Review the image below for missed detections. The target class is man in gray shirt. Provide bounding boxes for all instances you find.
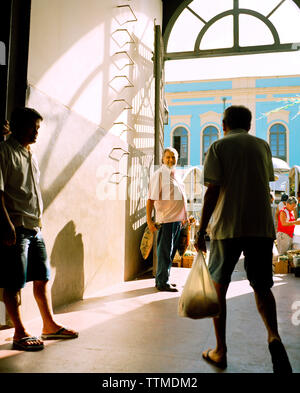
[0,108,78,351]
[195,105,292,374]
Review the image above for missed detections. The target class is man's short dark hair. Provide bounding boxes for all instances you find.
[280,192,288,202]
[10,107,43,134]
[223,105,252,131]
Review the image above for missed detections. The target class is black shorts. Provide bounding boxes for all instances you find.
[208,237,274,290]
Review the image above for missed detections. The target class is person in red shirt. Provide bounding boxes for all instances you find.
[276,196,300,255]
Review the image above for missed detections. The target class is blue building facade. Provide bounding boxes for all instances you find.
[164,75,300,169]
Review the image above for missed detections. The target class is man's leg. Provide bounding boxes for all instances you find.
[30,231,78,338]
[3,288,26,339]
[33,280,61,334]
[244,237,279,342]
[254,288,292,373]
[156,223,178,291]
[168,222,182,279]
[244,237,292,373]
[3,288,43,348]
[156,224,172,287]
[254,288,280,343]
[202,282,229,365]
[202,239,241,367]
[1,229,43,349]
[33,280,78,337]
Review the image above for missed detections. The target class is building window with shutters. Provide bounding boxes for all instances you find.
[269,123,287,161]
[202,125,219,163]
[172,126,189,167]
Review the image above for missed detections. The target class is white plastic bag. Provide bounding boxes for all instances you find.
[178,251,220,319]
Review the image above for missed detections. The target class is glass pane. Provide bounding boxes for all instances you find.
[174,127,188,136]
[166,0,300,56]
[173,136,181,154]
[181,134,188,142]
[203,137,210,149]
[278,134,285,144]
[239,14,274,46]
[167,8,204,52]
[239,0,281,17]
[190,0,233,23]
[269,122,287,159]
[271,123,285,133]
[200,15,234,50]
[270,137,276,149]
[203,126,218,135]
[269,0,300,43]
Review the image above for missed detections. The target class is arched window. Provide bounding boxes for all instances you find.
[269,123,287,161]
[202,126,218,162]
[172,126,188,166]
[164,0,300,59]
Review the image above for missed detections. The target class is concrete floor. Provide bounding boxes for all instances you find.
[0,259,299,374]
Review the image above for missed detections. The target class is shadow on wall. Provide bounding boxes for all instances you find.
[123,32,156,281]
[50,221,84,312]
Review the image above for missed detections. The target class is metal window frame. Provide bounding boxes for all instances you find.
[202,125,219,162]
[172,127,189,166]
[164,0,300,61]
[270,123,287,160]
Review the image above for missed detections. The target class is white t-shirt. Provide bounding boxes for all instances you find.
[0,135,43,230]
[148,164,187,223]
[203,129,276,240]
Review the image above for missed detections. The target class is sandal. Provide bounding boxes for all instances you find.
[202,349,227,369]
[13,336,44,351]
[41,327,78,340]
[268,340,292,374]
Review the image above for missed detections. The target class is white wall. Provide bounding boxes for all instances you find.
[21,0,162,316]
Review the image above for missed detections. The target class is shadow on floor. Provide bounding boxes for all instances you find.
[0,267,299,373]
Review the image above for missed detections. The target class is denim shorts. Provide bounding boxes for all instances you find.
[0,227,50,290]
[208,237,274,291]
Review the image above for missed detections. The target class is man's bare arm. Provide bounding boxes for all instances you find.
[146,199,157,233]
[280,210,300,226]
[0,191,16,245]
[195,184,220,252]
